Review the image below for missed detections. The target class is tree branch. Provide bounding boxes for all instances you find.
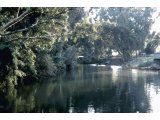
[0,8,32,33]
[1,8,67,36]
[2,19,39,36]
[16,7,21,18]
[5,35,55,43]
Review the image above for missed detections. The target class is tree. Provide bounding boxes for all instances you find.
[111,26,136,60]
[71,17,100,63]
[68,7,85,29]
[97,7,155,54]
[145,32,160,54]
[0,7,69,86]
[95,21,114,59]
[97,22,136,61]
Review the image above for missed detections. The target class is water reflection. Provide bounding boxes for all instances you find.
[147,84,160,113]
[0,65,160,113]
[88,105,95,113]
[111,65,121,82]
[131,69,138,83]
[90,64,106,67]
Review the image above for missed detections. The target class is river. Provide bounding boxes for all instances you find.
[0,64,160,113]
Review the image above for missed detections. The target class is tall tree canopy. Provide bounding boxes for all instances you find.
[97,7,155,53]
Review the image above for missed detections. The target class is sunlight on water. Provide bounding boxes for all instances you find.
[110,65,122,70]
[147,84,160,113]
[131,69,138,74]
[90,64,106,67]
[131,69,138,83]
[88,105,95,113]
[142,70,159,75]
[111,65,122,82]
[69,107,74,113]
[69,96,74,113]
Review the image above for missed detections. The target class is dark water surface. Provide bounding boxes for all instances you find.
[1,65,160,113]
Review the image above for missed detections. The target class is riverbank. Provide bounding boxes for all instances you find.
[78,56,124,66]
[123,54,160,70]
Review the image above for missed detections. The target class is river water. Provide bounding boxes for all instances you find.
[1,64,160,113]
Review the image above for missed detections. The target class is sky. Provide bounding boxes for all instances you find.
[151,8,160,33]
[151,8,160,52]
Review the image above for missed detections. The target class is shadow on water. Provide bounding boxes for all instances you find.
[1,64,160,113]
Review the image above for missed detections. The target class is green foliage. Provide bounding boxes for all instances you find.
[1,45,37,86]
[98,7,155,52]
[0,7,70,86]
[145,42,156,54]
[71,17,137,61]
[0,7,157,87]
[111,26,136,60]
[145,32,160,54]
[71,17,100,62]
[68,8,85,28]
[36,52,57,77]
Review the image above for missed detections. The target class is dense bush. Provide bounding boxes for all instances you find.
[35,52,57,77]
[145,46,155,54]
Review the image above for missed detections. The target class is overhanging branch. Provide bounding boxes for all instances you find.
[0,8,32,33]
[5,35,55,43]
[2,19,39,36]
[1,9,67,36]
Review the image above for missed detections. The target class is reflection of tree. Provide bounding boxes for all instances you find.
[1,66,160,113]
[7,85,37,112]
[133,76,150,112]
[0,84,37,112]
[61,69,151,113]
[146,72,160,91]
[112,70,150,113]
